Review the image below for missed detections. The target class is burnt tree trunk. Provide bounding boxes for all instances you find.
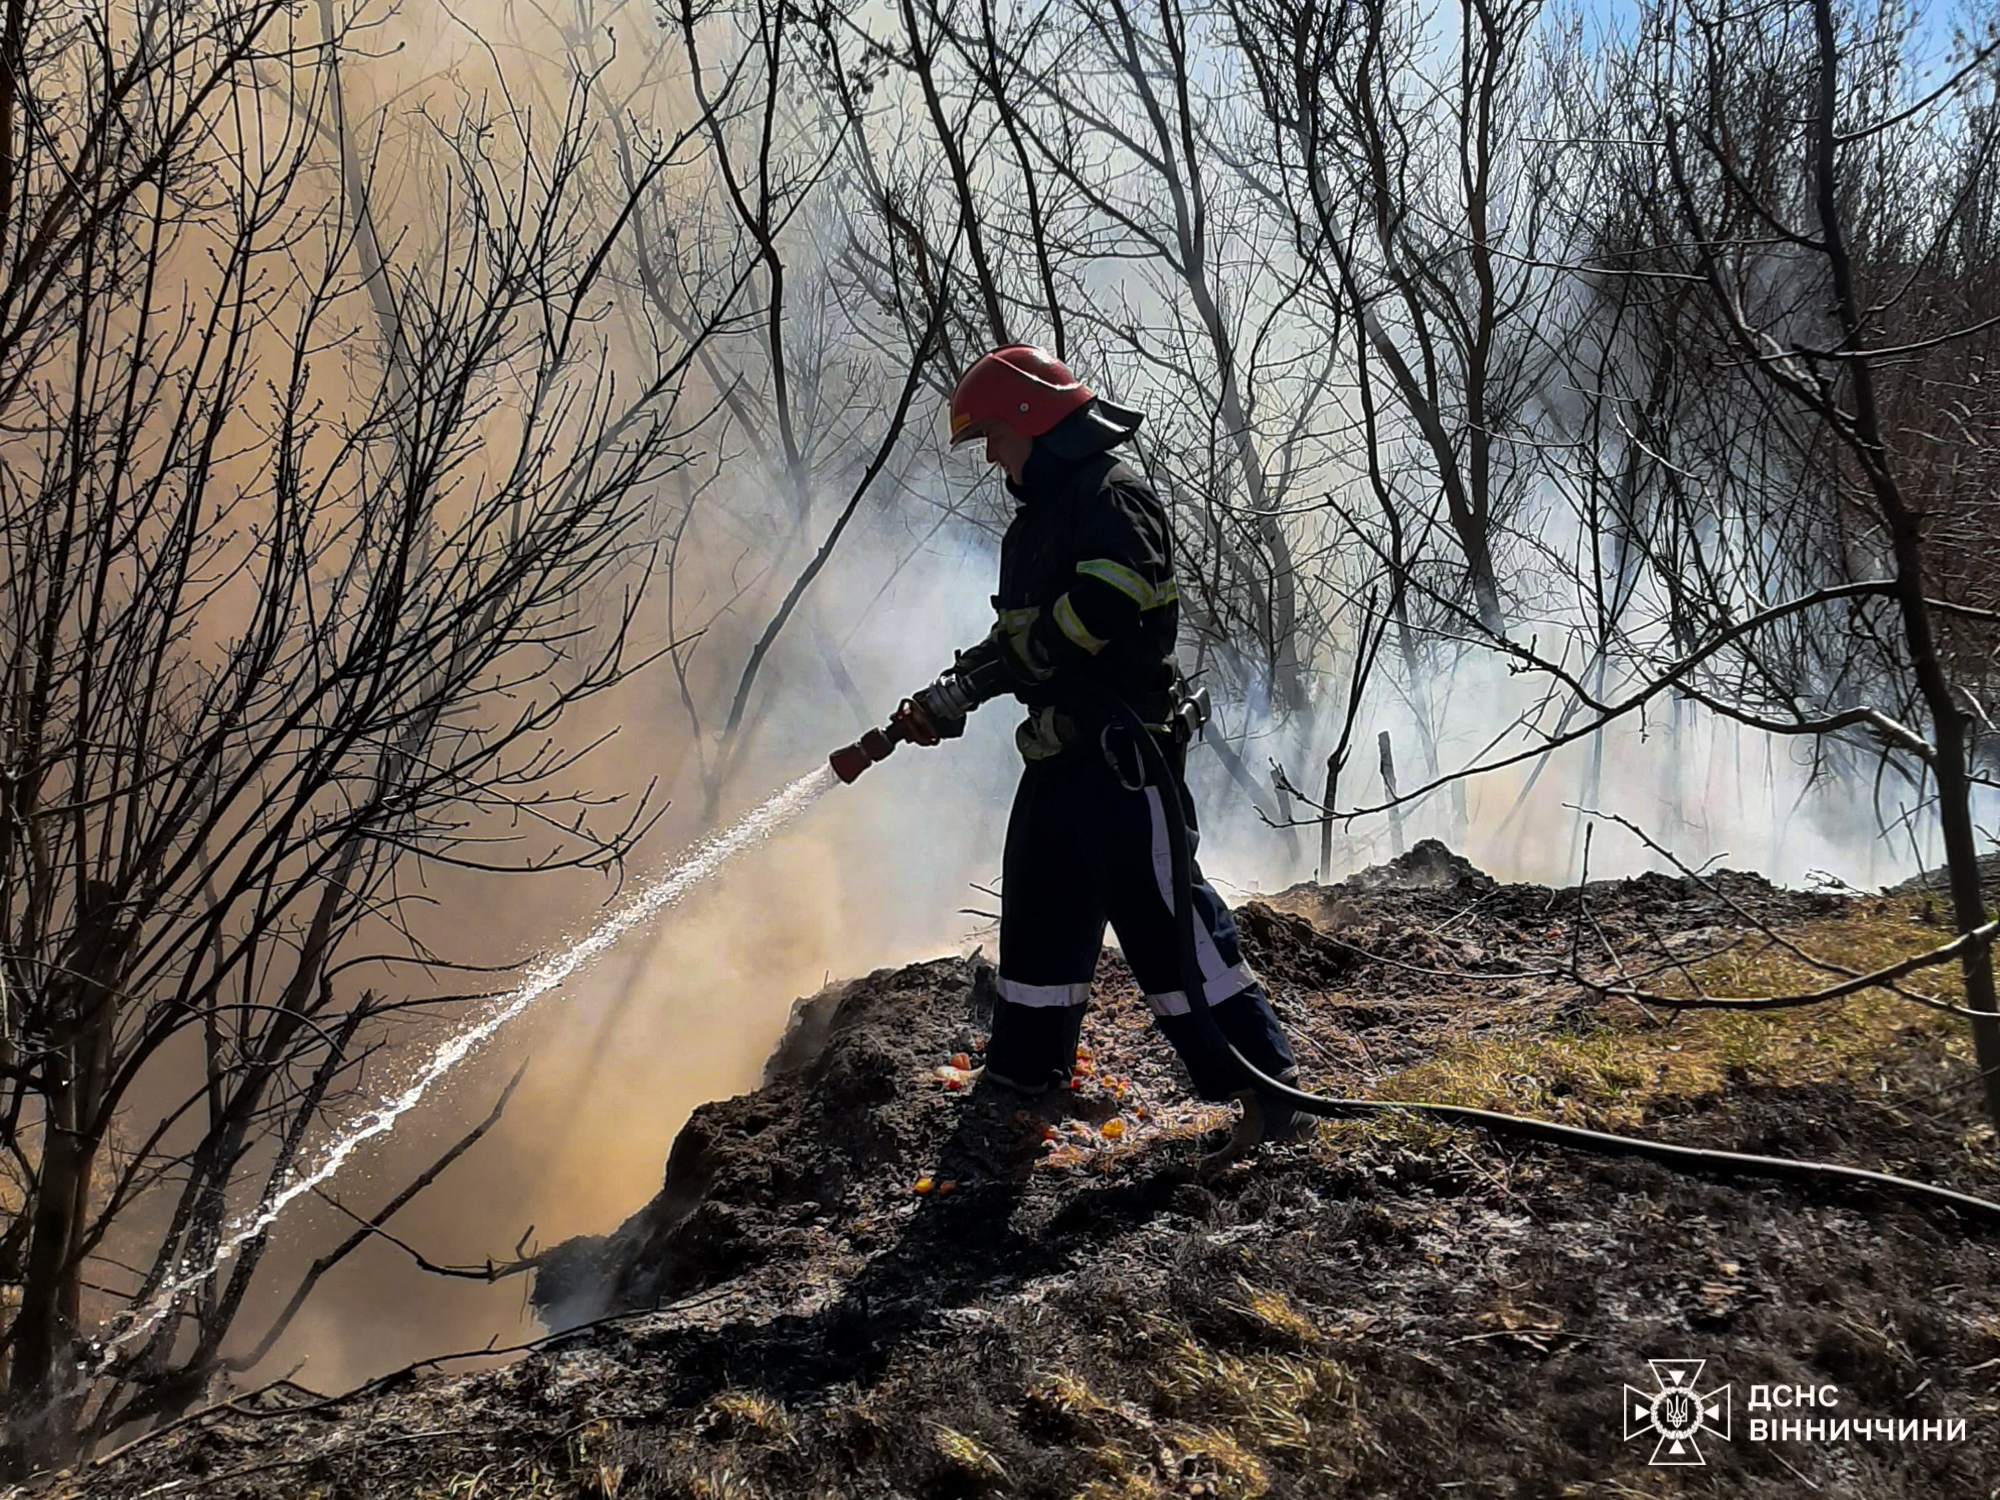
[1379,730,1405,857]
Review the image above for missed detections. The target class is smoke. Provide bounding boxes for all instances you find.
[212,464,1969,1394]
[97,767,836,1370]
[224,462,1968,1393]
[1203,633,1987,900]
[221,494,1022,1392]
[82,0,1995,1405]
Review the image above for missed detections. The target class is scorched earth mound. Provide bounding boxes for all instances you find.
[61,846,2000,1498]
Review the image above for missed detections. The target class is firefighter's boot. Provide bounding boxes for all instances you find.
[936,1071,1068,1185]
[1201,1073,1316,1169]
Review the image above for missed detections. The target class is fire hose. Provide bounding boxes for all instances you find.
[831,689,2000,1228]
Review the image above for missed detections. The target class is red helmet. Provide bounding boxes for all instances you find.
[948,345,1094,446]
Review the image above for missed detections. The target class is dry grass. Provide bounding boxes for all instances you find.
[1333,896,1978,1138]
[414,1466,568,1500]
[1071,1434,1265,1500]
[1663,899,1972,1083]
[1220,1279,1324,1348]
[1150,1324,1340,1453]
[1071,1465,1170,1500]
[933,1423,1009,1480]
[1024,1366,1120,1423]
[699,1389,794,1446]
[1166,1426,1270,1497]
[1017,1308,1363,1500]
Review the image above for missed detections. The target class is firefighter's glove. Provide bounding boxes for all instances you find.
[954,629,1048,703]
[892,682,968,746]
[890,696,944,747]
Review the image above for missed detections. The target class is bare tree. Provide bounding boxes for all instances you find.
[1230,0,1562,640]
[948,0,1325,716]
[1282,0,2000,1114]
[1653,0,2000,1116]
[566,0,956,810]
[0,0,715,1465]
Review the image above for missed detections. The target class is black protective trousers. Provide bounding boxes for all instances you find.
[986,729,1298,1100]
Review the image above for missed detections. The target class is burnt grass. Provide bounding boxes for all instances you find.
[58,843,2000,1499]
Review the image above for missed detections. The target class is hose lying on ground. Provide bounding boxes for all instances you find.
[1104,691,2000,1230]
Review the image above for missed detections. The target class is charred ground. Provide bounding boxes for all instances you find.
[56,845,2000,1499]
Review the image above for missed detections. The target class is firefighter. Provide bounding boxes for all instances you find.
[892,345,1307,1157]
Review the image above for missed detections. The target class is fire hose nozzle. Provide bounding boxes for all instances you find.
[829,724,902,784]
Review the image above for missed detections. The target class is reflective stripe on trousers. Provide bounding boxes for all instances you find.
[986,738,1295,1096]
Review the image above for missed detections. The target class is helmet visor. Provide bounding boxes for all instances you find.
[948,410,995,447]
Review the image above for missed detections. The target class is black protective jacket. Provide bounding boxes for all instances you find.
[954,398,1181,753]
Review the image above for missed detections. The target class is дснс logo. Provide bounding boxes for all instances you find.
[1624,1358,1733,1465]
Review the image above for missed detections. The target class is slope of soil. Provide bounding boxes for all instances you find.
[54,844,2000,1499]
